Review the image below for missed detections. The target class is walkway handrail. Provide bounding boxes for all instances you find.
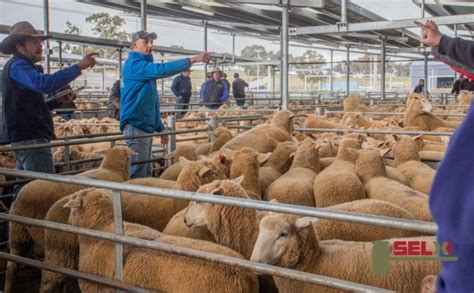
[296,128,454,137]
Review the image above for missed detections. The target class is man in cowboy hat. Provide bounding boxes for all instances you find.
[171,68,193,118]
[0,21,97,175]
[200,67,229,109]
[120,30,210,178]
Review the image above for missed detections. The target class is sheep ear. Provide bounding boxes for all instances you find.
[314,144,323,151]
[257,153,272,165]
[361,141,370,149]
[198,166,213,178]
[346,147,360,158]
[413,134,423,141]
[295,217,318,230]
[357,134,366,144]
[63,197,83,209]
[179,157,192,165]
[94,149,111,156]
[392,134,400,142]
[232,175,245,186]
[377,141,388,148]
[289,152,296,159]
[164,151,176,160]
[211,187,225,196]
[380,148,392,158]
[221,148,236,160]
[255,210,269,222]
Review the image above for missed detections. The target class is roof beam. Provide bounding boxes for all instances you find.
[222,0,325,8]
[290,14,474,35]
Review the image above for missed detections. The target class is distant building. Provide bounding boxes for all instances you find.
[410,61,455,92]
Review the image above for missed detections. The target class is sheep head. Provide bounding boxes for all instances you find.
[336,137,363,162]
[289,138,321,172]
[64,188,113,229]
[98,147,137,180]
[184,177,247,229]
[406,93,433,113]
[392,135,421,166]
[250,213,320,267]
[350,148,387,183]
[271,111,300,133]
[177,157,228,191]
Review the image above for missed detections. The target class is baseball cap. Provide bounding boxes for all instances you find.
[131,30,157,43]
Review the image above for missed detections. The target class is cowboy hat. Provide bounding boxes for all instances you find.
[0,21,51,55]
[209,67,223,74]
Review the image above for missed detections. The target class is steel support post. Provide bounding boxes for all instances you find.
[58,40,62,70]
[167,115,177,165]
[330,49,334,93]
[43,0,50,73]
[381,40,386,100]
[281,5,289,110]
[346,45,350,97]
[141,0,147,31]
[424,53,429,97]
[204,21,208,80]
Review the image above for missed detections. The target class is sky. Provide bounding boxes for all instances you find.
[0,0,457,62]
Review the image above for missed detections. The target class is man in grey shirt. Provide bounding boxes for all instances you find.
[232,72,248,107]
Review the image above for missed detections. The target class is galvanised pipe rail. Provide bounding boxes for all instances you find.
[0,168,437,234]
[0,128,208,152]
[326,110,466,117]
[0,252,149,292]
[296,127,454,137]
[0,213,392,293]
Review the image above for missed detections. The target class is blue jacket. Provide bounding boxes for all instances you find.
[1,54,81,142]
[120,51,191,133]
[430,35,474,293]
[200,79,228,104]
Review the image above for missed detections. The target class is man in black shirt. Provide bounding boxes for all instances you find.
[232,73,248,107]
[413,79,425,94]
[171,69,192,118]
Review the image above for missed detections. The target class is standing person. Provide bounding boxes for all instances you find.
[222,73,231,102]
[418,19,474,293]
[171,69,192,118]
[232,72,248,107]
[413,79,425,94]
[106,79,121,120]
[200,67,228,110]
[451,74,465,95]
[0,21,96,174]
[121,30,210,179]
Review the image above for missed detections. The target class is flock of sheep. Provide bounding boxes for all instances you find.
[1,90,468,292]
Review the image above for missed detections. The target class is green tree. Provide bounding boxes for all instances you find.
[292,50,326,88]
[240,45,279,76]
[84,13,130,59]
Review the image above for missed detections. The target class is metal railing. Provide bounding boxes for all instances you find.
[0,167,436,292]
[326,110,466,117]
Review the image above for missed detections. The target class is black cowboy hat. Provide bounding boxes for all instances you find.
[0,21,51,55]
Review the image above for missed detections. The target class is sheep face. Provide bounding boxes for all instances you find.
[64,188,114,229]
[251,214,317,266]
[184,201,209,228]
[407,93,433,113]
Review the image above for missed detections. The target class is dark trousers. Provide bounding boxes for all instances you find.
[235,96,245,107]
[176,95,191,117]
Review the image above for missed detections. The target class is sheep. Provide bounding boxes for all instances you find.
[313,137,366,207]
[421,275,437,293]
[316,140,338,158]
[392,135,436,194]
[41,156,227,292]
[65,188,259,293]
[312,199,420,241]
[0,153,16,169]
[353,148,432,221]
[222,111,297,153]
[251,213,440,292]
[302,114,343,130]
[221,147,271,200]
[265,138,321,207]
[403,93,459,130]
[5,146,135,293]
[385,165,409,186]
[160,127,233,181]
[343,94,371,112]
[258,141,298,195]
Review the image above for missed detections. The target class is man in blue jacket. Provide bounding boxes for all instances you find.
[0,21,96,174]
[121,30,210,178]
[200,67,228,109]
[171,69,192,118]
[418,20,474,293]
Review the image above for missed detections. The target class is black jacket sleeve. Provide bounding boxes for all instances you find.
[438,35,474,69]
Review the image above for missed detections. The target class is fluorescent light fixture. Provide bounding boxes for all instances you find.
[182,6,215,16]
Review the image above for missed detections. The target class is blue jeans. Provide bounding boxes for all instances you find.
[235,97,245,107]
[12,138,55,197]
[176,95,191,118]
[123,124,152,179]
[60,113,75,120]
[13,138,55,174]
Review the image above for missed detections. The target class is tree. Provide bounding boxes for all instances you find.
[240,45,279,76]
[293,50,326,87]
[84,13,130,59]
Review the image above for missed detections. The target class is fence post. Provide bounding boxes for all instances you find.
[64,137,70,172]
[112,189,124,281]
[167,115,176,166]
[208,115,218,142]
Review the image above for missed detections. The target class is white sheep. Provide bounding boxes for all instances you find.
[251,213,440,292]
